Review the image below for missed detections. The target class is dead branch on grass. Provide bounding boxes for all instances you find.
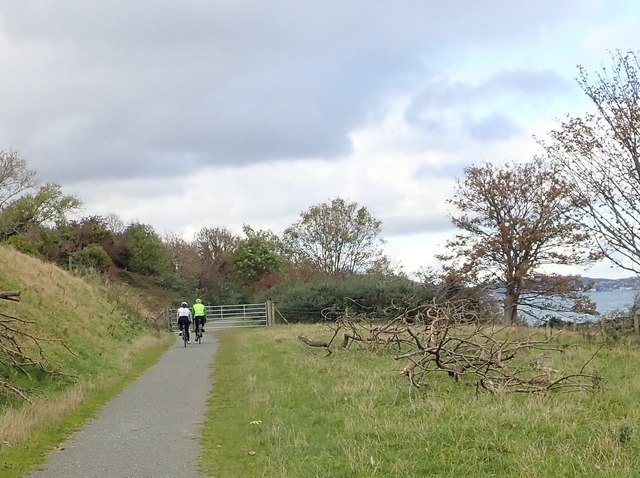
[0,291,20,301]
[0,293,76,402]
[298,298,603,395]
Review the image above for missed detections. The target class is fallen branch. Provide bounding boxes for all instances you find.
[0,306,76,400]
[298,299,603,395]
[0,291,20,302]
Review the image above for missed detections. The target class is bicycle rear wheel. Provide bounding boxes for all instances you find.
[195,320,202,344]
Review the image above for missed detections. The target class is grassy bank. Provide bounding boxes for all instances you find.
[202,324,640,477]
[0,246,174,476]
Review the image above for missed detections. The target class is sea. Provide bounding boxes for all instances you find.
[514,289,639,324]
[588,289,639,314]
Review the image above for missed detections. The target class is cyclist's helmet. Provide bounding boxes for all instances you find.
[181,301,188,307]
[195,298,202,304]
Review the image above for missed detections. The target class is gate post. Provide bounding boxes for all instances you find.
[266,300,274,326]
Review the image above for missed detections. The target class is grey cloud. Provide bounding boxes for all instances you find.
[484,69,573,96]
[0,0,589,184]
[405,69,571,124]
[404,68,571,146]
[466,113,521,142]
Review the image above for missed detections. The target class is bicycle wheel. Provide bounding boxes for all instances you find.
[182,326,188,347]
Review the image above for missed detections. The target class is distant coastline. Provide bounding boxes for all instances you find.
[582,276,640,292]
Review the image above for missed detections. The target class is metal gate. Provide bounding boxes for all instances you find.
[168,302,271,331]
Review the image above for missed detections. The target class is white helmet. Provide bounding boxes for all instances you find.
[181,301,188,307]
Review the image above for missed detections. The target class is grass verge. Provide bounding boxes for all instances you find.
[201,324,640,478]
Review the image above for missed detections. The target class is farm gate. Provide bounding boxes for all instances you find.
[167,300,275,331]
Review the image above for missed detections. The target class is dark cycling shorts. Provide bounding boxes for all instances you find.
[178,316,191,329]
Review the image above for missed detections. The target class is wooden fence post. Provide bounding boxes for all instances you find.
[266,300,274,326]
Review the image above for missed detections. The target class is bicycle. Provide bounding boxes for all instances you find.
[194,318,203,344]
[180,323,189,347]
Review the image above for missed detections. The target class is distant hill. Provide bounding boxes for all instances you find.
[582,276,640,291]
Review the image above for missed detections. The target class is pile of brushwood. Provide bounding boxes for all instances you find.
[298,298,603,394]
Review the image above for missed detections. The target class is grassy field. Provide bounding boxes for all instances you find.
[201,323,640,478]
[3,243,639,477]
[0,246,174,477]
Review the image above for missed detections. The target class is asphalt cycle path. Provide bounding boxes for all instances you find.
[29,331,218,478]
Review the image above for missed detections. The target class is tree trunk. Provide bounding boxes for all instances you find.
[503,292,517,325]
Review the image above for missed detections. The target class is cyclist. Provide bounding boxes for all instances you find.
[177,301,192,344]
[192,298,207,339]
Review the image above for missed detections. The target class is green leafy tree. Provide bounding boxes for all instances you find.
[283,197,386,275]
[124,222,170,275]
[231,225,284,287]
[439,158,598,325]
[0,183,81,240]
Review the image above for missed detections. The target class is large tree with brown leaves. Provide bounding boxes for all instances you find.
[438,158,599,324]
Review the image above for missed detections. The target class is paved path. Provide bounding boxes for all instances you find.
[29,332,218,478]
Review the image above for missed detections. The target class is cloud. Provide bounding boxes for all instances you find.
[0,0,636,279]
[467,113,521,142]
[0,0,589,185]
[404,68,573,146]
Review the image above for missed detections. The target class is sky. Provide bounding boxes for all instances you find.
[0,1,639,279]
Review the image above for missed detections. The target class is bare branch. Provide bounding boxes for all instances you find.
[298,300,603,395]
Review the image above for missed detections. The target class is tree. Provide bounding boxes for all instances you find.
[0,183,81,240]
[194,226,240,266]
[230,225,284,287]
[163,232,201,292]
[38,215,115,268]
[164,232,201,277]
[438,158,598,325]
[283,197,386,275]
[543,50,640,275]
[124,222,170,275]
[103,213,127,234]
[0,149,37,209]
[193,226,240,297]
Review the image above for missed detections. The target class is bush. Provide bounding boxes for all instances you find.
[256,273,436,322]
[3,235,41,257]
[72,244,113,273]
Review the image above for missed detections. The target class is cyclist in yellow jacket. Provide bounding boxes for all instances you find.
[192,298,207,338]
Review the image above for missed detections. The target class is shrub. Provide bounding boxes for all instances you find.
[256,273,436,322]
[72,244,113,273]
[3,235,40,257]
